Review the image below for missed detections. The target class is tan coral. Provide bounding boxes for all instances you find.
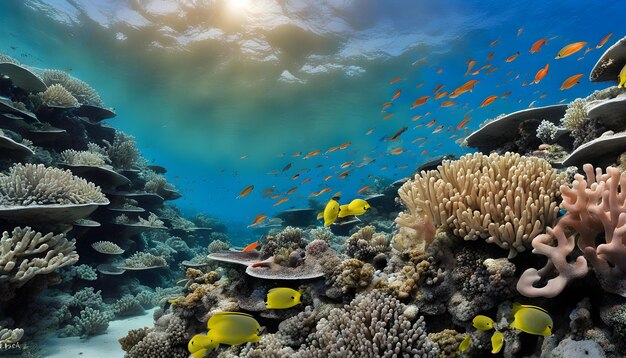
[395,152,566,258]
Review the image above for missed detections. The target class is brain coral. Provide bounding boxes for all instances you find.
[395,152,567,258]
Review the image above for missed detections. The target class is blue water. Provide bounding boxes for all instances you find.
[0,0,622,241]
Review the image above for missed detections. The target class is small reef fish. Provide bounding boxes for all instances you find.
[357,185,371,194]
[509,303,553,336]
[340,161,354,169]
[339,142,351,149]
[440,100,456,107]
[310,188,332,197]
[292,151,302,157]
[532,64,549,84]
[411,95,430,108]
[303,150,321,159]
[501,91,512,98]
[286,187,298,195]
[389,77,402,84]
[473,315,495,331]
[323,195,341,226]
[324,175,332,181]
[188,312,261,357]
[434,91,448,100]
[426,119,437,127]
[237,185,254,199]
[489,39,499,47]
[480,95,498,107]
[433,84,444,93]
[619,64,626,88]
[597,33,613,48]
[383,113,394,120]
[388,126,408,141]
[458,335,471,352]
[326,146,340,154]
[491,331,504,354]
[273,197,289,206]
[247,214,267,228]
[411,115,422,121]
[457,117,471,130]
[529,38,548,53]
[366,128,375,135]
[338,170,350,179]
[266,288,302,309]
[465,60,477,75]
[560,74,584,90]
[301,178,311,184]
[282,163,292,172]
[337,198,371,218]
[487,52,494,61]
[555,41,587,59]
[432,125,443,133]
[390,147,404,155]
[436,67,443,74]
[291,174,300,180]
[381,102,392,111]
[392,89,401,101]
[242,242,260,252]
[517,27,524,38]
[449,80,479,98]
[505,52,520,62]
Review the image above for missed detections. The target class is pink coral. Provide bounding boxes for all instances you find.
[518,164,626,298]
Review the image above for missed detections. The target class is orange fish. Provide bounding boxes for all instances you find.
[532,64,549,84]
[411,96,430,108]
[597,33,613,49]
[432,125,444,133]
[339,142,351,149]
[426,119,437,127]
[415,82,425,89]
[411,115,422,121]
[383,113,394,120]
[243,242,260,252]
[434,91,449,100]
[381,102,393,111]
[487,52,494,61]
[338,170,350,179]
[286,187,298,195]
[505,52,520,62]
[486,67,498,74]
[440,100,456,108]
[489,39,500,47]
[530,38,548,53]
[480,95,498,107]
[248,214,267,228]
[326,146,340,154]
[449,80,479,98]
[273,197,289,206]
[556,41,587,59]
[366,128,375,135]
[456,117,471,130]
[433,84,444,93]
[501,91,512,98]
[340,161,354,169]
[436,67,443,74]
[392,90,401,101]
[318,188,332,196]
[291,173,300,180]
[389,77,402,84]
[357,185,371,194]
[391,147,404,155]
[301,178,311,184]
[237,185,254,199]
[421,149,429,155]
[465,60,477,75]
[560,73,584,90]
[324,175,332,181]
[292,151,302,157]
[303,150,321,159]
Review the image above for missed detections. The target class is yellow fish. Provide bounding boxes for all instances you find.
[266,287,302,309]
[323,195,341,226]
[347,198,370,215]
[472,315,495,331]
[337,204,352,218]
[188,334,215,358]
[458,335,471,352]
[188,312,261,357]
[619,64,626,88]
[509,303,553,336]
[491,330,504,353]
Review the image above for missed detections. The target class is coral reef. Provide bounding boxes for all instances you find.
[104,132,140,170]
[536,120,560,144]
[91,240,124,254]
[121,252,167,269]
[344,225,390,262]
[396,152,567,258]
[60,148,109,167]
[41,69,104,107]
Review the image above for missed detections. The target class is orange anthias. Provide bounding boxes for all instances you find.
[532,64,549,84]
[242,242,260,252]
[560,74,585,90]
[555,41,587,59]
[529,38,548,53]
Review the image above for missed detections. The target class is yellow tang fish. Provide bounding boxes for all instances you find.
[266,287,302,309]
[491,330,504,353]
[458,335,471,352]
[323,195,341,226]
[619,64,626,88]
[347,198,370,215]
[472,315,495,331]
[188,311,261,357]
[509,303,553,336]
[337,204,351,218]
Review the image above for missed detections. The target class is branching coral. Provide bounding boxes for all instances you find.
[536,120,560,144]
[260,226,308,259]
[0,226,78,286]
[138,212,165,228]
[208,239,230,253]
[561,97,588,131]
[113,294,145,317]
[122,252,167,269]
[60,149,109,167]
[518,164,626,298]
[295,290,439,357]
[61,307,113,339]
[328,258,374,296]
[41,69,104,107]
[0,163,107,206]
[41,84,79,107]
[91,241,124,255]
[345,225,389,261]
[396,152,566,258]
[104,132,140,170]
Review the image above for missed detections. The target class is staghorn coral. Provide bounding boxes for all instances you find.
[40,83,79,107]
[518,165,626,298]
[113,294,145,317]
[138,212,165,228]
[345,225,389,262]
[91,240,124,255]
[122,252,167,269]
[561,97,588,132]
[396,152,566,258]
[41,69,104,107]
[60,149,109,167]
[104,132,140,170]
[295,290,439,357]
[0,163,107,206]
[61,307,113,339]
[0,226,78,286]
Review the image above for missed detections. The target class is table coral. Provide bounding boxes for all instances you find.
[396,152,566,258]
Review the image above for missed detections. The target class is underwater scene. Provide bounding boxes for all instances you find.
[2,0,626,357]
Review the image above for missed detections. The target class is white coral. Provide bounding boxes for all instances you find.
[41,84,79,107]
